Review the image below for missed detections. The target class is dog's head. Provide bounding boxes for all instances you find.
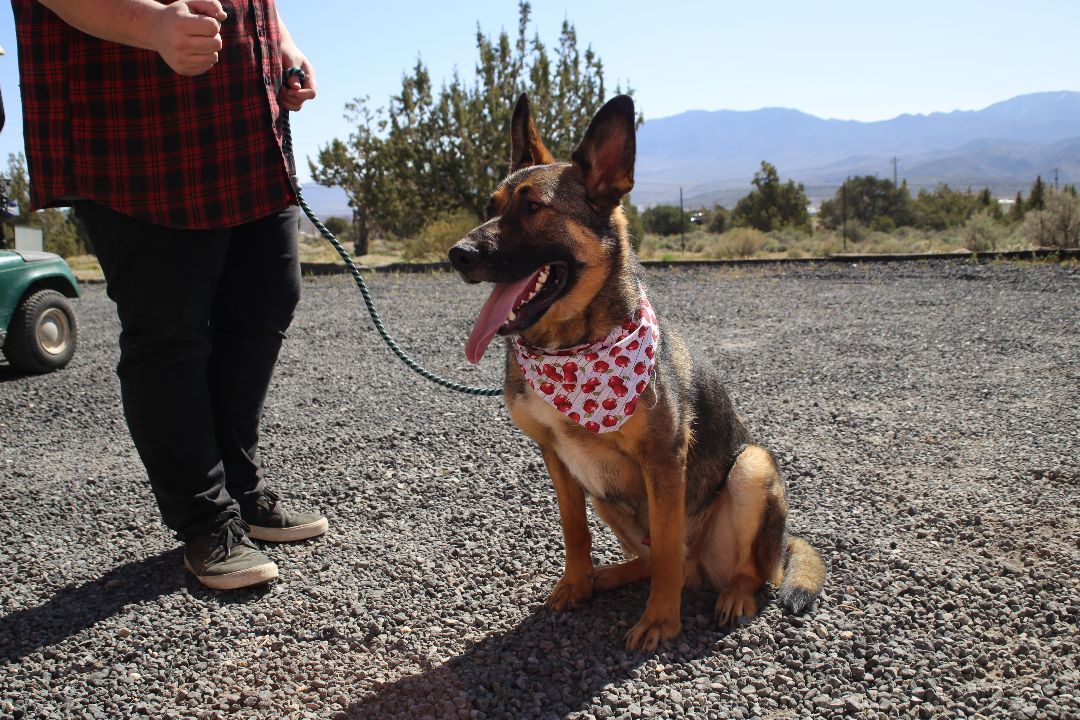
[450,93,637,363]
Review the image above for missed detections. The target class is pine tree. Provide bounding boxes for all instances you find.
[732,161,810,232]
[1009,191,1025,223]
[311,2,635,239]
[1027,176,1046,212]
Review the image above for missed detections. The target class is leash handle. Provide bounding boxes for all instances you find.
[284,66,306,88]
[280,67,503,397]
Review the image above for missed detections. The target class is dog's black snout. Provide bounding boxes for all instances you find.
[449,242,482,271]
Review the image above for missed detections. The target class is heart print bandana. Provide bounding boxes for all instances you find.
[513,292,659,433]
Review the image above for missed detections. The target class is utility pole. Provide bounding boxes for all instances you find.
[841,178,847,253]
[1054,167,1060,190]
[679,186,685,251]
[891,157,900,188]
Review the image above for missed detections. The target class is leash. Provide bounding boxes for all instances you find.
[280,68,502,397]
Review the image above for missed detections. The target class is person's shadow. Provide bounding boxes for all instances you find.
[346,585,735,719]
[0,548,270,664]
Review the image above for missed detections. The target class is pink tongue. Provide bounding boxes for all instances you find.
[465,272,539,364]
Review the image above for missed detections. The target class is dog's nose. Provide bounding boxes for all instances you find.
[449,242,481,271]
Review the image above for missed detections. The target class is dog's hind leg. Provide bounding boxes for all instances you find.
[702,445,787,629]
[540,448,595,612]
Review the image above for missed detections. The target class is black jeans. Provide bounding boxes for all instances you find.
[76,202,301,539]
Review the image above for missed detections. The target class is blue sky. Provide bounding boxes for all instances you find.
[1,1,1077,183]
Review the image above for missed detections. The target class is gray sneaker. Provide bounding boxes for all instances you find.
[241,489,328,543]
[183,517,278,590]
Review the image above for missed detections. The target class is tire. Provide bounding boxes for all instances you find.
[3,289,78,374]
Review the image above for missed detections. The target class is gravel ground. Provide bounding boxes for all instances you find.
[1,259,1078,720]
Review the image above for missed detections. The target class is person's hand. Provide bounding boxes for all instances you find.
[152,0,227,76]
[278,43,317,112]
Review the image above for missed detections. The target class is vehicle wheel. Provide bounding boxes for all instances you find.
[3,289,78,373]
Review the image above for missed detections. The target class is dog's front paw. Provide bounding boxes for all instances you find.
[625,612,681,651]
[544,573,593,612]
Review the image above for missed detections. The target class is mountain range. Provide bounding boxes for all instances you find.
[633,90,1080,207]
[300,90,1080,216]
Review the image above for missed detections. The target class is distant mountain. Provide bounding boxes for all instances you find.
[296,182,352,219]
[633,91,1080,207]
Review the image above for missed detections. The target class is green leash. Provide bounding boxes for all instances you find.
[281,67,502,397]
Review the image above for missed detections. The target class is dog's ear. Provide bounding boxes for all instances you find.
[571,95,636,210]
[510,93,555,172]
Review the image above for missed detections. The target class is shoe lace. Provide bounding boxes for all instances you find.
[256,489,282,515]
[212,516,252,562]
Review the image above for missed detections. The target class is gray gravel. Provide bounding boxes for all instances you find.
[1,259,1078,720]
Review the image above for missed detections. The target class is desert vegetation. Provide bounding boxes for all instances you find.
[636,173,1079,262]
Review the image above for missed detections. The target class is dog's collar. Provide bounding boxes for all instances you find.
[513,290,659,433]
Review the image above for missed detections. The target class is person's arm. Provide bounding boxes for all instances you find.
[275,10,316,112]
[37,0,227,76]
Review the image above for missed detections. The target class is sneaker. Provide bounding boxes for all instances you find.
[183,517,278,590]
[241,488,328,543]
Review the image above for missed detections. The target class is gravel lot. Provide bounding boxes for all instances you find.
[1,259,1078,720]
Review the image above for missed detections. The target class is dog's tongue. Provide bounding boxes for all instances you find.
[465,273,537,364]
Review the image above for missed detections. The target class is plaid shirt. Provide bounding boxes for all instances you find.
[12,0,296,229]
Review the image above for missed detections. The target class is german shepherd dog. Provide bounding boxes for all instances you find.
[449,94,824,650]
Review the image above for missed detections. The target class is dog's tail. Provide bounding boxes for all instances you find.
[777,533,825,614]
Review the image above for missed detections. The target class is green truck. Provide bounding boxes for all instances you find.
[0,248,80,373]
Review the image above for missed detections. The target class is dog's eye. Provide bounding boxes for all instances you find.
[526,201,544,213]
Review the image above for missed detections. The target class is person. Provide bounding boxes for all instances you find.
[0,44,6,134]
[0,44,9,239]
[12,0,328,590]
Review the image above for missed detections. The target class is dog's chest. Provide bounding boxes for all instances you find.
[518,390,641,499]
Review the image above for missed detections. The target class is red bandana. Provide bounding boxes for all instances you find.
[514,292,659,433]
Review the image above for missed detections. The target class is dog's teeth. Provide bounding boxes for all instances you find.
[512,267,550,320]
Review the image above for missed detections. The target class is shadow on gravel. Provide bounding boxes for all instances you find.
[0,549,185,664]
[0,364,26,383]
[347,586,736,719]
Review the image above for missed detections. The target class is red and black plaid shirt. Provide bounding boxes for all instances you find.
[12,0,296,229]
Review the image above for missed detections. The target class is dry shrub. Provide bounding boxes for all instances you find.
[961,211,1006,252]
[1022,191,1080,249]
[708,227,768,259]
[402,209,480,261]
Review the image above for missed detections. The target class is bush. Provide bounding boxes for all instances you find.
[870,215,897,233]
[707,227,767,259]
[402,209,479,261]
[767,226,813,254]
[708,205,730,233]
[835,221,868,245]
[641,204,688,236]
[42,209,90,259]
[622,198,645,252]
[961,211,1005,252]
[1021,191,1080,249]
[732,161,810,232]
[912,185,979,230]
[819,176,913,230]
[321,216,353,243]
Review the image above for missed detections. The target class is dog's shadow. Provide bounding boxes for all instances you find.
[347,585,750,719]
